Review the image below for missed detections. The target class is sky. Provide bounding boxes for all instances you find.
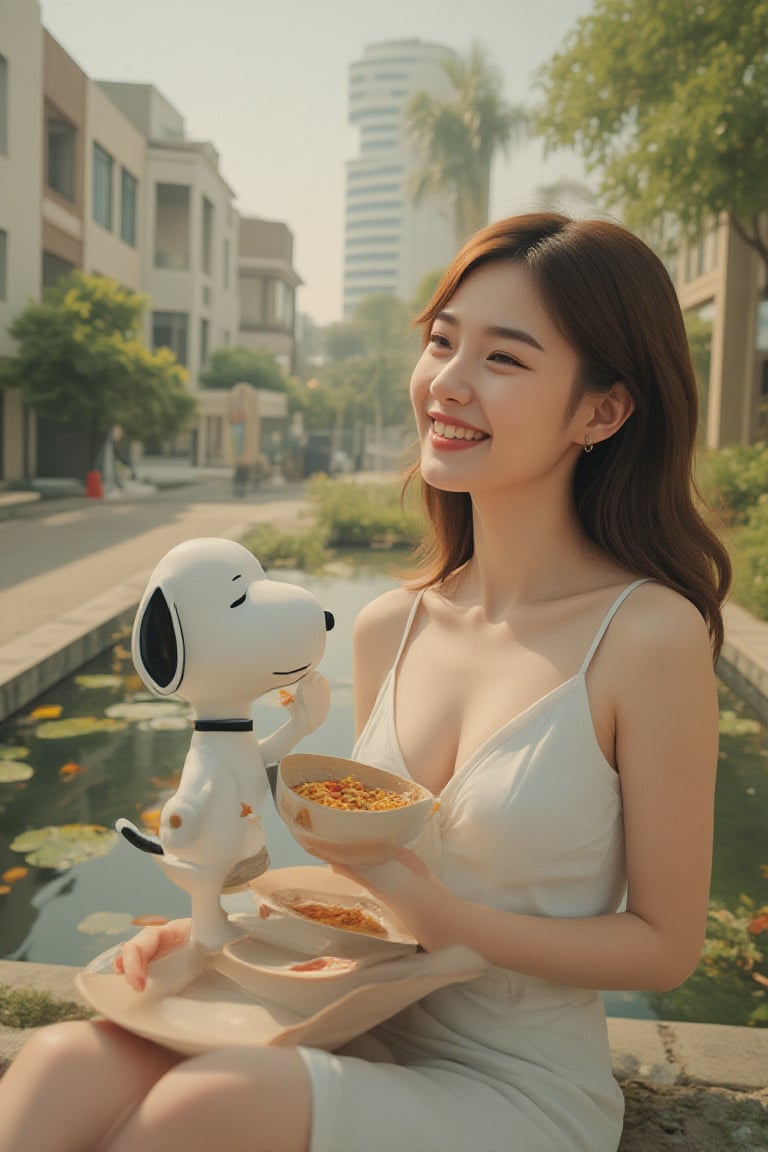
[40,0,595,326]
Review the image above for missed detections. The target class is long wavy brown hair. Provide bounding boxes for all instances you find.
[403,212,732,660]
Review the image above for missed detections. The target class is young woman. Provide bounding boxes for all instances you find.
[0,214,731,1152]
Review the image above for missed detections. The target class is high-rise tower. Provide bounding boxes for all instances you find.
[343,39,457,317]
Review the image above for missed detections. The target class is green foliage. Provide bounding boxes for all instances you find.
[241,478,424,565]
[305,295,417,434]
[0,986,93,1028]
[647,895,768,1028]
[534,0,768,261]
[308,475,424,548]
[241,522,329,573]
[406,42,528,244]
[198,345,287,392]
[2,272,196,466]
[697,443,768,621]
[410,268,445,318]
[730,499,768,621]
[697,443,768,526]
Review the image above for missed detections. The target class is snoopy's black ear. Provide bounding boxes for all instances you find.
[134,587,184,694]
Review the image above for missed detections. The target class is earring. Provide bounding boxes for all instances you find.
[584,434,595,454]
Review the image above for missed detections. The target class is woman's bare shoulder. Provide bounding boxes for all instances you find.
[610,580,714,670]
[354,585,420,644]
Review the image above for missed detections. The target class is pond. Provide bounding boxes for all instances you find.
[0,567,766,1029]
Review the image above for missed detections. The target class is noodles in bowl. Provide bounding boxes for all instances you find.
[276,754,436,865]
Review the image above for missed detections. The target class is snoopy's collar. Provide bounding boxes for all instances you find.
[194,719,254,732]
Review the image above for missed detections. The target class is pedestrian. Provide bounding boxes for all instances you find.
[0,213,731,1152]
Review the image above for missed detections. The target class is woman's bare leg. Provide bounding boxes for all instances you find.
[0,1019,180,1152]
[105,1046,312,1152]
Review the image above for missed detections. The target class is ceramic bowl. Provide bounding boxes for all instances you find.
[238,864,419,961]
[275,754,436,865]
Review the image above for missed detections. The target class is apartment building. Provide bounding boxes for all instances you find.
[343,39,457,317]
[0,0,42,482]
[100,81,241,467]
[238,216,302,375]
[0,2,300,482]
[673,217,766,447]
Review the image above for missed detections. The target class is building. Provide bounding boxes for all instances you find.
[672,216,766,447]
[0,0,42,482]
[238,216,302,375]
[342,39,457,317]
[0,4,301,484]
[100,82,240,467]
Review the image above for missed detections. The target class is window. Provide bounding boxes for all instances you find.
[0,230,7,300]
[42,251,75,288]
[152,311,188,366]
[202,196,213,276]
[200,317,209,366]
[240,275,266,329]
[272,280,293,329]
[223,238,230,289]
[154,183,190,269]
[120,168,137,246]
[46,113,76,201]
[92,143,113,229]
[0,54,7,156]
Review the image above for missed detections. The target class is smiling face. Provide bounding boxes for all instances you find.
[410,260,590,497]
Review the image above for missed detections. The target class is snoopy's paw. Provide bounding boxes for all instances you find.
[292,671,331,732]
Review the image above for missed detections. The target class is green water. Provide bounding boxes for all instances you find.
[0,568,765,1027]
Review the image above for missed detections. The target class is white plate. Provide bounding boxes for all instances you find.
[239,865,418,960]
[75,942,486,1056]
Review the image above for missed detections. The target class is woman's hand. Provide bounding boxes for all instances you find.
[114,918,191,992]
[333,848,463,952]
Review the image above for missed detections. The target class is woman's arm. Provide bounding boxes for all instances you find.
[346,591,719,994]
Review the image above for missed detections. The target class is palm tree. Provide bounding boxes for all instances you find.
[406,43,528,246]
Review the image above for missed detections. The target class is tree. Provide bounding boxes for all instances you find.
[410,268,446,317]
[406,42,528,245]
[534,0,768,268]
[198,345,287,392]
[2,272,196,469]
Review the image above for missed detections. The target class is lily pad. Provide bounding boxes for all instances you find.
[138,716,191,732]
[0,746,30,759]
[105,702,190,722]
[77,911,135,936]
[719,710,763,737]
[75,674,124,690]
[0,760,34,783]
[10,824,118,870]
[35,717,128,740]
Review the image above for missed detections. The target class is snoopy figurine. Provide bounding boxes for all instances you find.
[116,537,334,952]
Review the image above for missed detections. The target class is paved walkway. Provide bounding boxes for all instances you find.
[0,461,767,1146]
[0,464,316,720]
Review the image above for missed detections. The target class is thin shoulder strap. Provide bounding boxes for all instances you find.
[391,588,427,673]
[580,579,651,675]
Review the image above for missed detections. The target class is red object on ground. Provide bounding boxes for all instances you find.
[85,470,104,499]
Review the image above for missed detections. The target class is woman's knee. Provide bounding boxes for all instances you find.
[14,1019,100,1071]
[106,1047,312,1152]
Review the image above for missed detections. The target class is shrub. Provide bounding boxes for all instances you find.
[241,523,328,573]
[307,475,424,548]
[697,443,768,526]
[730,499,768,621]
[0,986,93,1028]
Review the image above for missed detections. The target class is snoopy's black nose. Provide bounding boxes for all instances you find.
[324,611,335,632]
